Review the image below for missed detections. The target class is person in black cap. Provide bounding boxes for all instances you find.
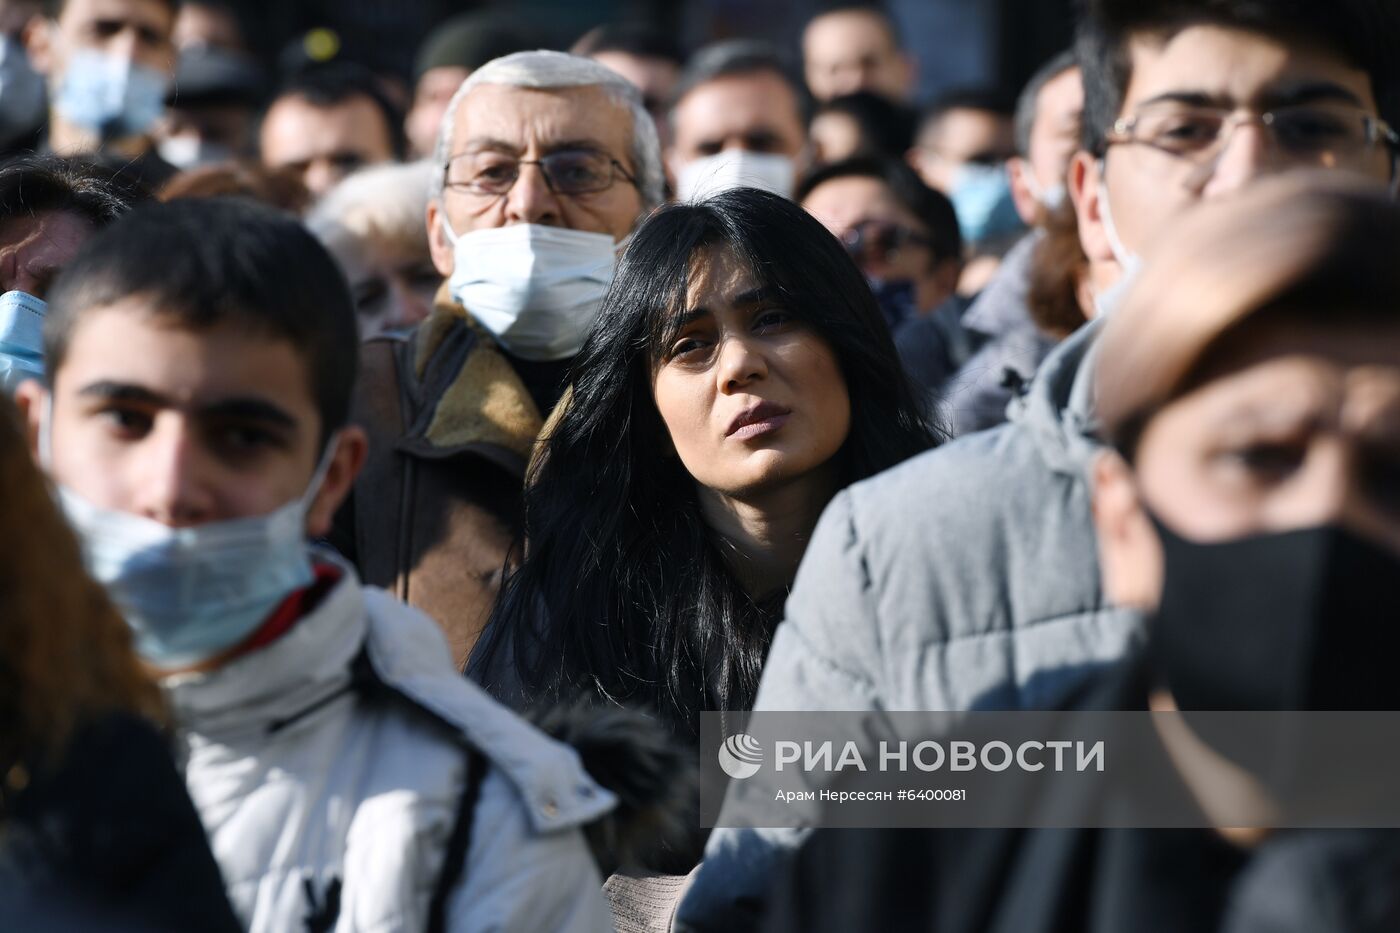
[157,45,265,170]
[404,11,531,159]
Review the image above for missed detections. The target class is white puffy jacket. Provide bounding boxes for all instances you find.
[163,552,617,932]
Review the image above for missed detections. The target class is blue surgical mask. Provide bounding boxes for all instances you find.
[0,290,46,394]
[54,49,168,139]
[949,162,1025,247]
[54,435,339,668]
[0,35,46,144]
[866,277,918,331]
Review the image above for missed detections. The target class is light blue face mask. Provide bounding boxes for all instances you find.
[949,162,1026,247]
[0,290,46,394]
[52,430,339,668]
[54,49,168,139]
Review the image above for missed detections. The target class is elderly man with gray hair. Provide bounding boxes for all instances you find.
[331,49,663,669]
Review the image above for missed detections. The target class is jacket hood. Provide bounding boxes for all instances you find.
[166,549,615,835]
[1005,314,1106,478]
[960,230,1043,340]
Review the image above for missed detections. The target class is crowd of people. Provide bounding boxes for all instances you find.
[1,0,1400,930]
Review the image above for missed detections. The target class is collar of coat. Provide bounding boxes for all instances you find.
[402,283,544,466]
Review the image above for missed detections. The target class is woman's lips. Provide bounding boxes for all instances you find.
[726,402,793,439]
[730,412,791,440]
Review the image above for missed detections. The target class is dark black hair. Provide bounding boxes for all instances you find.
[670,39,812,124]
[472,188,936,739]
[573,22,685,65]
[796,154,963,264]
[43,198,358,442]
[0,156,135,229]
[812,90,917,160]
[1076,0,1400,156]
[268,62,406,160]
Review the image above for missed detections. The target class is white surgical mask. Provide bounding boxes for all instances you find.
[53,419,340,668]
[1092,170,1144,317]
[1022,168,1067,212]
[676,149,796,201]
[157,134,234,170]
[0,289,45,394]
[442,217,619,361]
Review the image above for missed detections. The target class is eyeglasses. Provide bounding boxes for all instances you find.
[1104,101,1400,167]
[443,148,639,197]
[839,221,931,262]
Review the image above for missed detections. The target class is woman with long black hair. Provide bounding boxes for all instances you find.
[470,187,936,742]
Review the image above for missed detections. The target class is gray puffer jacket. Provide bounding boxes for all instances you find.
[676,317,1146,932]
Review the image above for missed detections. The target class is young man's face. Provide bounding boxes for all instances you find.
[19,300,361,534]
[33,0,175,84]
[1073,26,1391,291]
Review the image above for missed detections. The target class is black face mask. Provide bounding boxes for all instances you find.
[1150,519,1400,712]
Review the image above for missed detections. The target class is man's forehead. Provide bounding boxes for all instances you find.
[809,10,894,52]
[455,83,632,153]
[61,0,173,31]
[60,304,315,407]
[676,73,800,132]
[1123,25,1375,110]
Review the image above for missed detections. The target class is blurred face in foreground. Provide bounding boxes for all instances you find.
[1095,319,1400,609]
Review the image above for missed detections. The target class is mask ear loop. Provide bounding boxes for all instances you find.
[38,392,53,468]
[1095,158,1136,269]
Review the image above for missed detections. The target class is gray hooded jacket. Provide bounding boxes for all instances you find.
[676,316,1146,932]
[941,232,1058,437]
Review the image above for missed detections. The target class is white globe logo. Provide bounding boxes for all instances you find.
[718,733,763,779]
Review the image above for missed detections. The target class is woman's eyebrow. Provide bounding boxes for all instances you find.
[730,286,777,307]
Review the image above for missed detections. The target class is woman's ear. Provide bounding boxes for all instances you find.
[1091,448,1165,610]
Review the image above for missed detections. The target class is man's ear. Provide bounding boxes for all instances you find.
[425,199,454,278]
[1070,150,1115,264]
[1090,448,1163,610]
[1007,157,1040,226]
[305,425,369,538]
[13,378,47,460]
[22,13,55,78]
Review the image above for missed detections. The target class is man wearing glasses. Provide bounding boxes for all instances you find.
[797,155,973,398]
[679,1,1400,928]
[331,50,664,669]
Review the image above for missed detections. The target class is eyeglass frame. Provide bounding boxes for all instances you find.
[441,147,641,199]
[1101,102,1400,167]
[839,220,934,263]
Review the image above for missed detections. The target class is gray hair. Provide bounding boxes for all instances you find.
[430,49,664,210]
[307,160,436,248]
[1014,50,1079,158]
